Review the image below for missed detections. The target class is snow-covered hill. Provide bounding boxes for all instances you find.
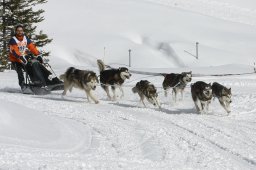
[38,0,256,68]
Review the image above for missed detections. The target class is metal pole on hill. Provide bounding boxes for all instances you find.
[196,42,199,59]
[128,49,131,67]
[184,42,199,60]
[103,47,106,62]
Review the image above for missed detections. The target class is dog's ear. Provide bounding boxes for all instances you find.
[87,73,91,79]
[84,73,91,83]
[222,89,226,94]
[229,88,231,92]
[209,83,211,86]
[189,71,192,74]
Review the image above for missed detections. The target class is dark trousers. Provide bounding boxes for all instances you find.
[12,62,25,87]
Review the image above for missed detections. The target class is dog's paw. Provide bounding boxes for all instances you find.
[61,94,65,99]
[95,100,99,104]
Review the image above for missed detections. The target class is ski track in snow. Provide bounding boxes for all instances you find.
[0,70,256,169]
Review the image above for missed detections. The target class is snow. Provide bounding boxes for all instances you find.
[1,68,256,169]
[38,0,256,68]
[0,99,91,151]
[1,0,256,169]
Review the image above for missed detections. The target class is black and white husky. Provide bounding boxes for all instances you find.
[191,81,212,114]
[60,67,99,104]
[132,80,161,108]
[97,59,131,100]
[212,82,232,114]
[162,71,192,102]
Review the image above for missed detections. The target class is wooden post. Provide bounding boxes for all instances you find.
[128,49,131,67]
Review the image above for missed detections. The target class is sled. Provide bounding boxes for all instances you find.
[21,57,64,95]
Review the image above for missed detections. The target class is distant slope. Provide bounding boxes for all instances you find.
[38,0,256,68]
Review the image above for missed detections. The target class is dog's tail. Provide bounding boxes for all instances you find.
[132,86,138,93]
[59,67,75,80]
[97,59,106,72]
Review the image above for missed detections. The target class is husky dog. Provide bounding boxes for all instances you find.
[162,71,192,102]
[212,82,232,114]
[191,81,212,114]
[132,80,161,108]
[60,67,99,104]
[97,59,131,100]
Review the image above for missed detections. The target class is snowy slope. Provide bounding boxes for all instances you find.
[38,0,256,69]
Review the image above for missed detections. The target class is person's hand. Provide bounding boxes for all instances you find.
[36,55,43,63]
[20,56,28,65]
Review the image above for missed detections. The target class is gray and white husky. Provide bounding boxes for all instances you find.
[132,80,161,108]
[191,81,212,114]
[162,71,192,102]
[60,67,99,104]
[97,59,131,100]
[212,82,232,114]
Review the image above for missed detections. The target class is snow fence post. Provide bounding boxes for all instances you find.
[103,47,106,62]
[129,49,131,67]
[196,42,199,59]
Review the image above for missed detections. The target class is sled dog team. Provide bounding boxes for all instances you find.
[60,60,232,114]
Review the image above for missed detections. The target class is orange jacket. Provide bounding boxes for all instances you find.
[9,35,40,63]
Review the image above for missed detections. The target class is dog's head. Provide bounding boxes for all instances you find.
[222,87,232,103]
[146,84,159,106]
[85,72,99,90]
[119,67,131,80]
[202,83,212,99]
[181,71,192,84]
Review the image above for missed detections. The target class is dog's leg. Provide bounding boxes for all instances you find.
[194,99,202,114]
[62,88,68,96]
[118,85,124,98]
[206,100,211,112]
[69,86,73,93]
[87,90,99,104]
[225,102,231,114]
[164,87,169,97]
[153,97,161,109]
[111,85,117,101]
[102,85,111,100]
[181,89,184,101]
[139,93,146,107]
[62,82,71,97]
[85,90,91,103]
[172,88,177,103]
[200,101,206,113]
[219,99,230,114]
[201,101,210,114]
